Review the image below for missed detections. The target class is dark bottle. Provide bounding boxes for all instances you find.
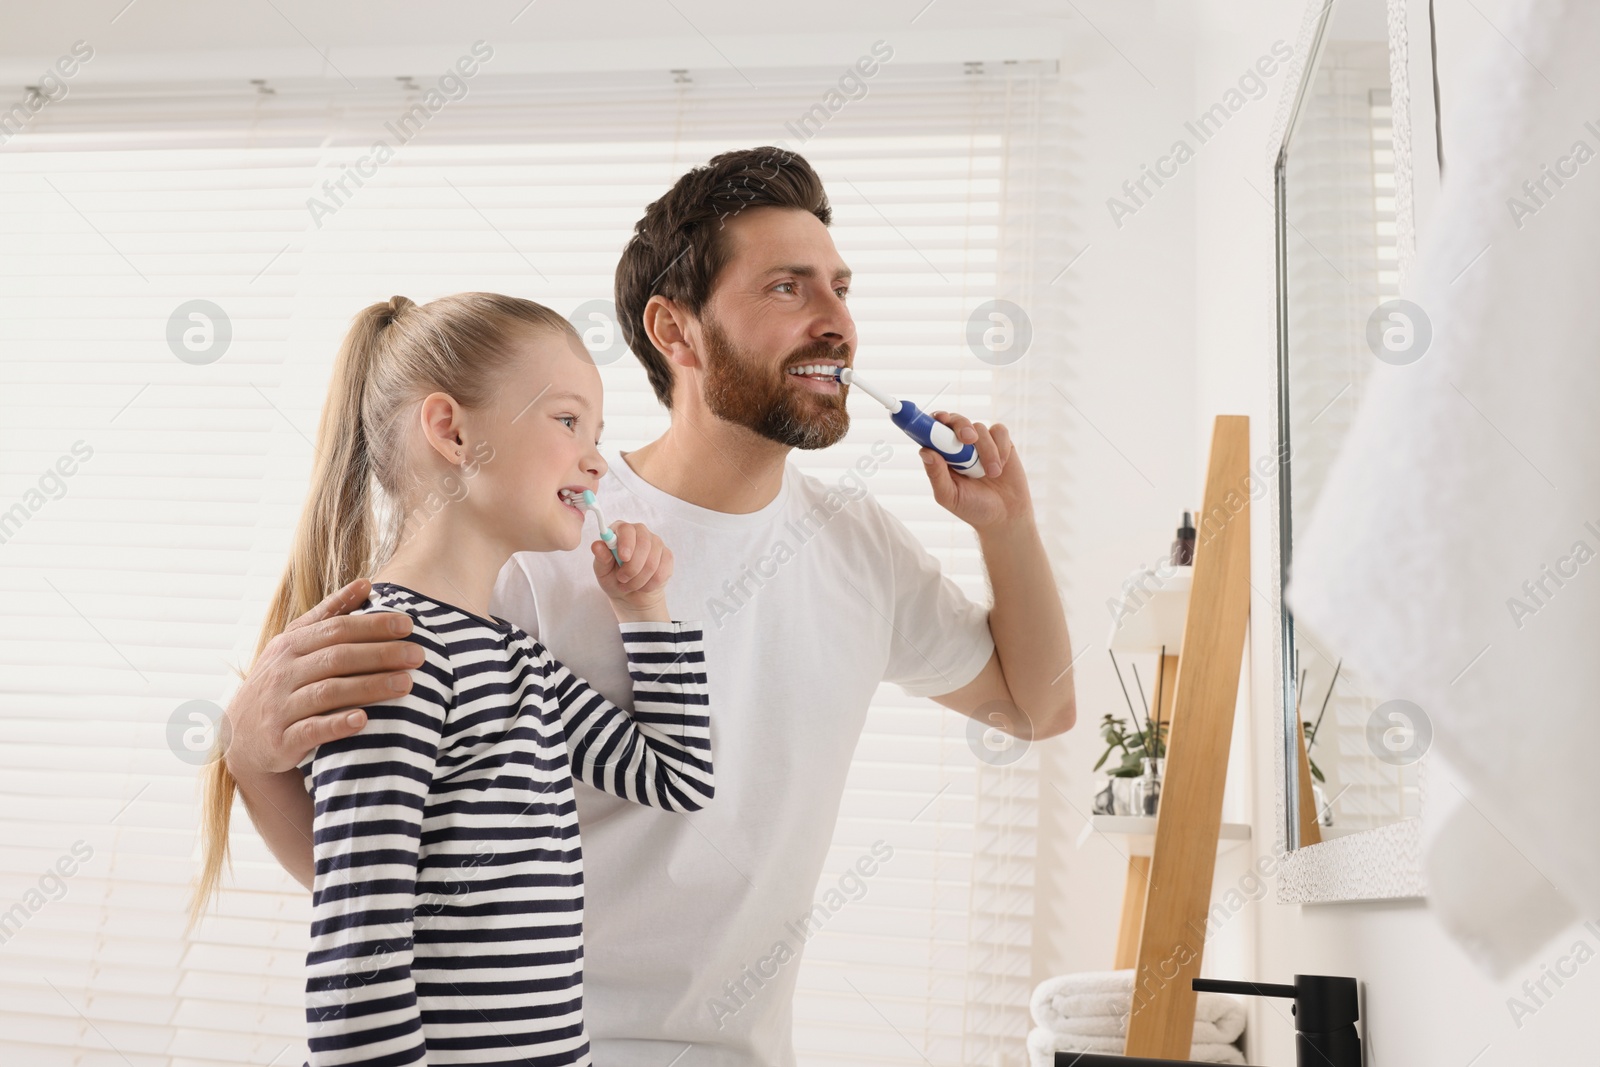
[1170,510,1196,566]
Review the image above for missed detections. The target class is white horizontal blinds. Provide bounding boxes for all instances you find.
[1286,42,1388,532]
[957,71,1059,1067]
[1285,44,1417,833]
[1369,88,1398,299]
[965,69,1065,1067]
[787,70,1057,1067]
[1325,82,1415,831]
[0,60,1060,1066]
[0,143,321,1067]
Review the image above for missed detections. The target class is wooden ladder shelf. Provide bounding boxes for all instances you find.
[1118,414,1252,1060]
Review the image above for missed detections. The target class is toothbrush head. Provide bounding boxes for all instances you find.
[559,487,602,520]
[835,367,899,413]
[558,487,621,562]
[578,489,615,540]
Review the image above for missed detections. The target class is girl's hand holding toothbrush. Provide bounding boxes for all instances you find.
[918,411,1033,532]
[592,521,675,624]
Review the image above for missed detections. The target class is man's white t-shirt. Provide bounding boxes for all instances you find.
[490,448,994,1067]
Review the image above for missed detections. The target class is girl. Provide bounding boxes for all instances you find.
[192,293,713,1066]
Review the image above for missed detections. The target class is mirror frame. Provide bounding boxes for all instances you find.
[1270,0,1432,903]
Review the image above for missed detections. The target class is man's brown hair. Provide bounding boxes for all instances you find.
[615,147,832,409]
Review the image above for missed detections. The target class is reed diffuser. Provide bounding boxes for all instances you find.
[1092,649,1170,815]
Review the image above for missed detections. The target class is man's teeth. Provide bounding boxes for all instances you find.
[787,364,840,379]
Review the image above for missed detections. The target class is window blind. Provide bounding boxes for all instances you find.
[0,60,1065,1067]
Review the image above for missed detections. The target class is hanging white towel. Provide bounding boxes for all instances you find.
[1026,1026,1246,1067]
[1029,970,1247,1043]
[1287,0,1600,975]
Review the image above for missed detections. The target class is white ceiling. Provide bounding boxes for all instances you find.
[0,0,1084,83]
[3,0,1075,51]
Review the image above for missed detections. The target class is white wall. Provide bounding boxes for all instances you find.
[1025,0,1215,990]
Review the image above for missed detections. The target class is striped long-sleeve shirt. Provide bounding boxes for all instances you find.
[298,582,712,1066]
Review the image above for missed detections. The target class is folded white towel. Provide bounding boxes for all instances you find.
[1027,1025,1246,1067]
[1039,1013,1243,1045]
[1029,970,1247,1044]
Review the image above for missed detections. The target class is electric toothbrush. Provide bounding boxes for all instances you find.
[836,367,986,478]
[560,488,623,565]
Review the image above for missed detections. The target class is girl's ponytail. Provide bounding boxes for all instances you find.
[189,296,404,928]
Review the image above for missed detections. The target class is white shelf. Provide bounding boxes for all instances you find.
[1105,565,1192,654]
[1077,814,1252,857]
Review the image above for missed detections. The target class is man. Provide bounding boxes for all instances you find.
[224,147,1075,1066]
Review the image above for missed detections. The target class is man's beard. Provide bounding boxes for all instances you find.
[700,316,851,450]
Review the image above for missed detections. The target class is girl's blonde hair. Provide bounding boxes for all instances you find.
[190,292,578,926]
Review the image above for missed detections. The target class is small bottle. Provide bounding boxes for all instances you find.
[1170,511,1196,566]
[1132,757,1165,816]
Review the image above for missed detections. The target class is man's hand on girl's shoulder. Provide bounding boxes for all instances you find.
[223,579,426,779]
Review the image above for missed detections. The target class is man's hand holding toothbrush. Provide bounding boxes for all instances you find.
[917,411,1032,533]
[834,367,1030,533]
[891,398,1076,745]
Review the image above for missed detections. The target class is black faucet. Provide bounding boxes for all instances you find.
[1051,973,1361,1067]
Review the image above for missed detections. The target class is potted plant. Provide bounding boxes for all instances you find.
[1091,714,1169,815]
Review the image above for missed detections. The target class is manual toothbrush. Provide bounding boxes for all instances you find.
[559,488,622,565]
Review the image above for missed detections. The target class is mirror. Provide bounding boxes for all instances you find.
[1276,0,1427,854]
